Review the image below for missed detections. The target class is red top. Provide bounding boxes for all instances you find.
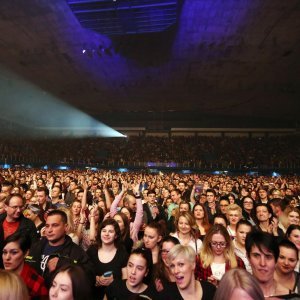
[3,219,20,239]
[20,263,48,299]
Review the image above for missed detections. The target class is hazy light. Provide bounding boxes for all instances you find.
[0,66,124,138]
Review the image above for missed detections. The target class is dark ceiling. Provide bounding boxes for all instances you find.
[0,0,299,130]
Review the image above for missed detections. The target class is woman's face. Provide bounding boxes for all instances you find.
[227,210,241,226]
[243,198,254,212]
[228,195,235,204]
[178,216,191,235]
[210,233,227,256]
[49,271,73,300]
[98,201,106,213]
[2,241,24,273]
[143,227,161,250]
[276,246,298,275]
[169,253,195,290]
[288,211,300,226]
[235,224,252,247]
[193,205,204,220]
[161,241,176,267]
[127,254,148,288]
[120,207,131,221]
[113,215,125,233]
[71,202,81,216]
[165,198,172,207]
[101,225,117,245]
[25,190,33,200]
[288,229,300,250]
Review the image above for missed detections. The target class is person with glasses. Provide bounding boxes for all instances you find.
[0,193,38,269]
[241,196,257,226]
[195,224,245,286]
[153,236,180,292]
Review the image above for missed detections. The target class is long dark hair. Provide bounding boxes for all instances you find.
[97,218,121,248]
[51,264,92,300]
[129,247,153,285]
[153,236,180,284]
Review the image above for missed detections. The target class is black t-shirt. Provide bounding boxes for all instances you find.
[158,281,216,300]
[86,245,128,300]
[105,279,158,300]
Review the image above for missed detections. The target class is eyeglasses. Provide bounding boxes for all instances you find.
[210,241,227,248]
[8,205,25,210]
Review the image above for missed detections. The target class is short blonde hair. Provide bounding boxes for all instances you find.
[0,270,29,300]
[213,269,264,300]
[167,244,196,265]
[226,203,242,217]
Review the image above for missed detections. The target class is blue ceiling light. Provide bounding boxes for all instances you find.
[67,0,181,36]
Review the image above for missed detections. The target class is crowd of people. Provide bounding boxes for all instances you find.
[0,135,299,169]
[0,167,300,299]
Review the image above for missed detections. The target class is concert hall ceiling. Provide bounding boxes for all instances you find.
[0,0,299,129]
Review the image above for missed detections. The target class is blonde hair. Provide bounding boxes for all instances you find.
[167,244,196,265]
[175,211,198,240]
[0,270,29,300]
[59,207,75,234]
[199,224,238,268]
[226,204,242,217]
[213,269,264,300]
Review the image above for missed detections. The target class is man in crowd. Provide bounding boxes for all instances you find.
[26,210,94,287]
[143,190,165,224]
[246,231,294,298]
[0,194,38,268]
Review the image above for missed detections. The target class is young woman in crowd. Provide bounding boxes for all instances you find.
[213,213,228,227]
[153,236,180,292]
[110,182,144,244]
[143,222,165,264]
[25,204,45,238]
[193,203,211,240]
[0,269,29,300]
[286,224,300,272]
[80,205,104,251]
[57,207,80,245]
[158,244,216,300]
[283,206,300,231]
[195,224,245,286]
[113,212,133,253]
[2,232,48,299]
[233,219,253,273]
[226,204,242,239]
[274,239,300,293]
[240,196,257,226]
[213,268,264,300]
[86,218,128,300]
[104,247,158,300]
[171,211,202,253]
[70,199,83,231]
[49,264,92,300]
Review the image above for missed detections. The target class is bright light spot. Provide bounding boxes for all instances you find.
[118,168,128,172]
[0,66,124,138]
[58,166,69,170]
[272,172,280,177]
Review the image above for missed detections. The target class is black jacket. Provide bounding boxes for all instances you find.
[0,213,39,268]
[143,203,166,224]
[26,235,95,287]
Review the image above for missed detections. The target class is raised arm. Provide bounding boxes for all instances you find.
[110,182,128,217]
